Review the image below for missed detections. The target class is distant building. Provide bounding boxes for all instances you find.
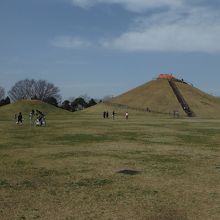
[158,74,175,80]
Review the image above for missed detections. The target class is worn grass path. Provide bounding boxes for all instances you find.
[0,110,220,219]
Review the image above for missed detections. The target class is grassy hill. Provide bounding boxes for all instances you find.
[0,100,71,121]
[107,79,220,118]
[176,82,220,118]
[110,79,185,115]
[83,102,152,118]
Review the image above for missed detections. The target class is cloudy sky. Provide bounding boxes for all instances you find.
[0,0,220,99]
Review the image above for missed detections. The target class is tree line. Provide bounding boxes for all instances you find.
[0,79,98,111]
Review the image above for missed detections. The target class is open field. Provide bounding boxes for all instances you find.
[0,105,220,219]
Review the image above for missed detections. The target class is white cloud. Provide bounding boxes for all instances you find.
[101,7,220,53]
[63,1,220,53]
[70,0,183,12]
[50,36,91,49]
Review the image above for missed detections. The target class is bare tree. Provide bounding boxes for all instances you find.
[34,80,61,101]
[0,86,5,100]
[8,79,61,102]
[8,79,35,101]
[80,94,91,103]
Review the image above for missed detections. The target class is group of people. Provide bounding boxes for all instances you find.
[103,111,116,120]
[103,111,109,119]
[103,111,128,120]
[15,109,46,126]
[34,109,46,126]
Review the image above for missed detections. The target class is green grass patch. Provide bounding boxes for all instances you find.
[0,180,11,188]
[67,178,113,188]
[0,106,220,219]
[51,133,115,145]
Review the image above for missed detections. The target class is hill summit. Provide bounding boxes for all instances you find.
[109,74,220,118]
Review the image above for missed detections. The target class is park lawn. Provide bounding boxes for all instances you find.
[0,111,220,220]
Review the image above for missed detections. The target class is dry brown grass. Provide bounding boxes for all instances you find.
[0,105,220,219]
[109,79,220,118]
[176,82,220,118]
[111,79,185,115]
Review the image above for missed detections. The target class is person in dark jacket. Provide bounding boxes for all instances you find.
[103,111,106,119]
[17,112,23,124]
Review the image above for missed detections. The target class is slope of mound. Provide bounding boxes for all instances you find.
[176,82,220,118]
[110,79,185,115]
[108,79,220,118]
[0,100,70,121]
[84,102,150,117]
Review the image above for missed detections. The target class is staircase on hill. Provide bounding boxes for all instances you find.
[168,80,195,117]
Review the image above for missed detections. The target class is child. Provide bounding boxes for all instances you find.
[125,112,128,120]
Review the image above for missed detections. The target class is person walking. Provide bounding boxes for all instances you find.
[29,111,33,121]
[112,111,115,120]
[125,112,128,120]
[17,112,23,124]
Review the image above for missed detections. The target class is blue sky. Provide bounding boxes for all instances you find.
[0,0,220,100]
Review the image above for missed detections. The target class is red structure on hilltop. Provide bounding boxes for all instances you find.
[158,74,175,80]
